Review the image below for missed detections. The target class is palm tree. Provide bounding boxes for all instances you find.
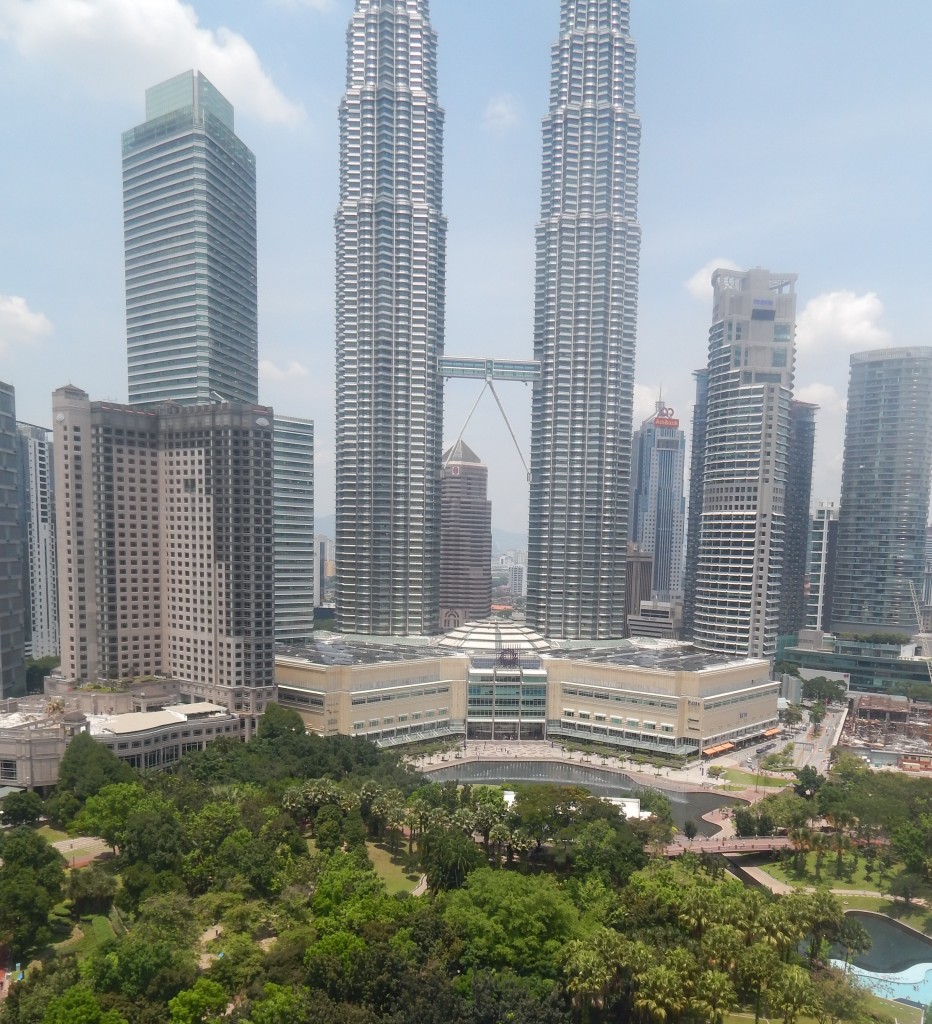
[633,965,687,1024]
[788,825,813,875]
[562,929,627,1023]
[690,971,736,1024]
[770,965,815,1024]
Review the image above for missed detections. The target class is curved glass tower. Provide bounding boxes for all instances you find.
[832,348,932,635]
[335,0,446,635]
[527,0,641,639]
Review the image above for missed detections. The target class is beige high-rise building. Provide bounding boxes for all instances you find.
[53,386,275,722]
[440,441,491,628]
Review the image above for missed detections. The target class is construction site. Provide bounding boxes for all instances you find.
[839,692,932,770]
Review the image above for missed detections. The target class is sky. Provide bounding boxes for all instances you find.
[2,0,932,535]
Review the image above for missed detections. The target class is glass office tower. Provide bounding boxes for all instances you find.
[123,71,258,406]
[527,0,642,639]
[832,348,932,635]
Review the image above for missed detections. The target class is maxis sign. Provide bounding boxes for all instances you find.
[653,406,679,428]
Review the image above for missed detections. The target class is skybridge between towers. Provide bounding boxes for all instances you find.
[438,356,540,481]
[438,356,540,382]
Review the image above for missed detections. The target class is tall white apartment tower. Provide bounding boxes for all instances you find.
[806,501,839,631]
[335,0,446,636]
[689,268,798,659]
[16,423,59,659]
[527,0,641,639]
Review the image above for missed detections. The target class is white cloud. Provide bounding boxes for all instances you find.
[795,381,846,413]
[260,359,310,382]
[0,295,53,356]
[268,0,333,9]
[684,258,742,302]
[0,0,303,126]
[796,290,891,355]
[633,383,659,425]
[482,93,521,134]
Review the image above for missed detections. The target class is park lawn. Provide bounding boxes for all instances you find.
[834,894,932,936]
[862,991,924,1024]
[722,769,790,789]
[53,914,116,959]
[725,995,922,1024]
[367,841,421,895]
[762,851,902,893]
[36,824,68,843]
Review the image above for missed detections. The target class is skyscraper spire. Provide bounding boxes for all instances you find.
[335,0,446,636]
[527,0,641,639]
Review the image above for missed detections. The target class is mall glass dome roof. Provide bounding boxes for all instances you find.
[437,620,552,654]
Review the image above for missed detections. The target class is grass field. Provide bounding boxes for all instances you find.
[53,913,117,959]
[762,851,901,894]
[723,769,791,789]
[832,894,932,936]
[724,994,923,1024]
[36,824,68,843]
[366,842,421,895]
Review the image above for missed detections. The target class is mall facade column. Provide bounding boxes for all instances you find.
[122,71,258,407]
[831,347,932,635]
[691,268,798,659]
[335,0,446,635]
[527,0,641,639]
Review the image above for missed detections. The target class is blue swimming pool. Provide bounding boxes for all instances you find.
[830,911,932,1009]
[830,961,931,1008]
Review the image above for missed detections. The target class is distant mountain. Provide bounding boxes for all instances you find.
[315,513,527,552]
[492,527,528,552]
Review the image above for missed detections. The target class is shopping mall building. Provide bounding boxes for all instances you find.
[275,621,779,759]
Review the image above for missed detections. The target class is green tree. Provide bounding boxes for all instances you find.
[633,965,688,1023]
[256,703,306,741]
[53,732,135,808]
[736,942,780,1023]
[68,864,117,915]
[812,967,869,1024]
[794,765,825,800]
[889,870,925,906]
[24,655,60,692]
[40,985,128,1024]
[770,965,815,1024]
[0,827,66,957]
[690,970,736,1024]
[421,826,483,891]
[71,782,146,852]
[443,868,583,981]
[1,789,43,825]
[241,984,310,1024]
[167,978,228,1024]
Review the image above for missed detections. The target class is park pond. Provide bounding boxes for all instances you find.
[424,759,735,835]
[831,911,932,1009]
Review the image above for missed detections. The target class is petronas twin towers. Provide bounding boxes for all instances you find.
[336,0,641,640]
